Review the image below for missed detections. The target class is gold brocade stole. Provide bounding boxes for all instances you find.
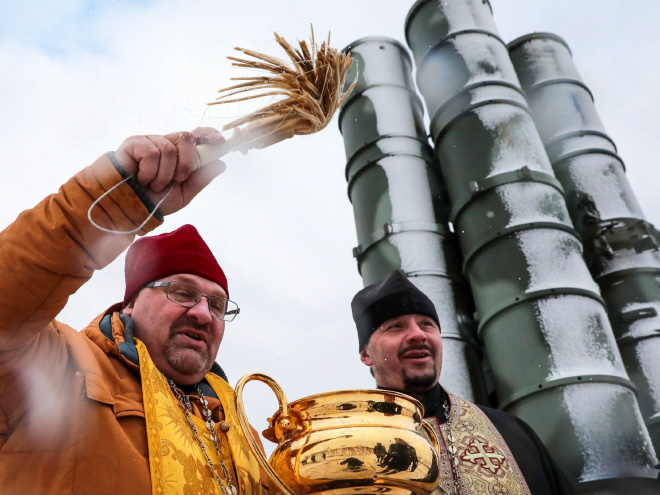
[425,393,531,495]
[136,340,261,495]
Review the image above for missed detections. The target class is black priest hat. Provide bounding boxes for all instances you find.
[351,270,440,351]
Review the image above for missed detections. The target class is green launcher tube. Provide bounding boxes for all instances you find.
[405,0,657,489]
[509,33,660,458]
[339,36,489,404]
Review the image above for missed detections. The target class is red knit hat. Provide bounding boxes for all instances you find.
[123,224,228,305]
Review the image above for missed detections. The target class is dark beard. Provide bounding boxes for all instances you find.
[399,343,438,392]
[403,370,437,391]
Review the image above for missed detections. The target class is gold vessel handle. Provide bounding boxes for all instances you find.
[421,419,440,452]
[235,372,296,495]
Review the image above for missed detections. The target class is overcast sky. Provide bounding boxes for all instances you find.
[2,0,659,451]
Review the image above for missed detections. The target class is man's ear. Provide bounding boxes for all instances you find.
[359,348,373,367]
[122,298,135,316]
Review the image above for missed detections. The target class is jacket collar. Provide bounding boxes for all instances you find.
[96,309,229,396]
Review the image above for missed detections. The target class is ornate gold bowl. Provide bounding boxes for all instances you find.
[235,373,440,495]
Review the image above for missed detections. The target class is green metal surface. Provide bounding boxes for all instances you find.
[405,0,657,485]
[577,478,660,495]
[338,36,488,404]
[509,32,660,456]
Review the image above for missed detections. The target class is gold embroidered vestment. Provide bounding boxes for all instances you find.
[425,393,531,495]
[137,340,261,495]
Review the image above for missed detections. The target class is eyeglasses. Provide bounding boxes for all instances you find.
[145,281,240,322]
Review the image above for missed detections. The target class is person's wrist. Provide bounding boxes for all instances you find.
[106,151,163,221]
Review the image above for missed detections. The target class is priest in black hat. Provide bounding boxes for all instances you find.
[351,270,577,495]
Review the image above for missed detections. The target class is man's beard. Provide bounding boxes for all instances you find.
[400,344,439,392]
[164,340,210,376]
[402,369,438,391]
[164,317,212,376]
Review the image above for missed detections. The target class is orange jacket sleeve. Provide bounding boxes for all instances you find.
[0,153,162,356]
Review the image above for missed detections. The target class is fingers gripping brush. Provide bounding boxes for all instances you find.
[196,26,356,165]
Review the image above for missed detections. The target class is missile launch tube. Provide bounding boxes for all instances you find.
[508,32,660,456]
[338,36,489,404]
[405,0,657,487]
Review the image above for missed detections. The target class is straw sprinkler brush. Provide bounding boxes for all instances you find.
[195,26,356,165]
[89,27,355,235]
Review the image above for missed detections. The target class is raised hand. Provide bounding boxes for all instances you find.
[113,127,227,216]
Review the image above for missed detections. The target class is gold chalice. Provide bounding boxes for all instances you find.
[235,373,440,495]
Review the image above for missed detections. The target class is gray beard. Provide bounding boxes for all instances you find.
[164,339,210,376]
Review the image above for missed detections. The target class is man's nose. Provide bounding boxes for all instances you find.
[187,296,214,324]
[405,322,427,341]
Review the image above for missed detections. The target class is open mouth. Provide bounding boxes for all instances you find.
[400,347,433,361]
[175,331,206,347]
[405,351,430,359]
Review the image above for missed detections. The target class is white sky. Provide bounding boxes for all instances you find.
[2,0,660,452]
